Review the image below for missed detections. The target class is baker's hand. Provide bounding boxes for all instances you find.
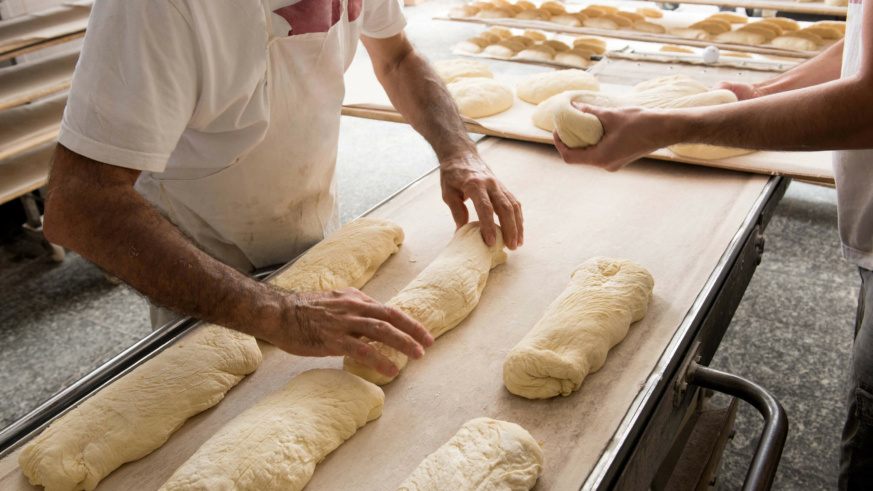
[440,152,523,250]
[713,81,765,102]
[265,287,433,377]
[554,103,666,171]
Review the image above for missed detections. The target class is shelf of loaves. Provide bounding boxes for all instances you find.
[629,0,847,17]
[440,1,845,59]
[452,26,622,69]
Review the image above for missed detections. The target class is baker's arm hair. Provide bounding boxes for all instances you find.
[42,144,430,375]
[730,39,846,98]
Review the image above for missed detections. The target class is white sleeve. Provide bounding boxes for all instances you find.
[361,0,407,39]
[58,0,198,173]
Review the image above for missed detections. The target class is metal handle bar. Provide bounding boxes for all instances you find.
[686,362,789,491]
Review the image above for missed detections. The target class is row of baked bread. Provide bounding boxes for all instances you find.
[456,26,606,68]
[670,12,845,51]
[450,0,667,31]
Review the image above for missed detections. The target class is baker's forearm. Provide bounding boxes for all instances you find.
[44,145,282,335]
[369,40,475,160]
[662,74,873,151]
[755,40,845,95]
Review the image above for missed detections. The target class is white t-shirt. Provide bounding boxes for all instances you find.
[834,0,873,270]
[57,0,406,180]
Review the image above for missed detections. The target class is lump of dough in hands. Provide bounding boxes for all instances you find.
[433,59,493,84]
[516,69,600,104]
[397,418,543,491]
[503,257,654,399]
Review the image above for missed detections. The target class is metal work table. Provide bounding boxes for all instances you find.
[1,136,789,490]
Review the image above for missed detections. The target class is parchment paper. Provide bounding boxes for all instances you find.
[343,54,834,184]
[0,137,770,490]
[0,50,78,111]
[0,2,91,55]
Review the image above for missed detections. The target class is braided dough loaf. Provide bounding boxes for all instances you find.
[398,418,543,490]
[344,222,507,385]
[159,370,383,491]
[503,257,654,399]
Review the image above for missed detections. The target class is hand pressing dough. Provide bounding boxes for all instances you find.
[433,59,494,84]
[159,369,383,491]
[516,69,600,104]
[270,217,403,292]
[447,78,514,118]
[344,222,507,385]
[20,325,262,491]
[503,257,654,399]
[397,418,543,491]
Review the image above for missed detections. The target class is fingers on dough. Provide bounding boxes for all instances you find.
[344,222,508,385]
[503,257,654,399]
[19,325,262,491]
[270,217,404,292]
[159,369,384,491]
[397,417,543,491]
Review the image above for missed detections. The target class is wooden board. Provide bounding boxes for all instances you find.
[635,0,847,17]
[436,16,830,59]
[343,53,834,185]
[0,2,91,58]
[0,137,771,490]
[0,141,54,206]
[0,92,66,162]
[0,50,78,111]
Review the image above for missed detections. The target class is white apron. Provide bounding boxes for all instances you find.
[137,0,362,271]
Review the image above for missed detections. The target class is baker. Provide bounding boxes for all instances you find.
[553,4,872,488]
[41,0,524,380]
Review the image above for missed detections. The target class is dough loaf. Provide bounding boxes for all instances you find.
[503,257,654,399]
[270,217,403,292]
[516,69,600,104]
[397,417,543,491]
[433,59,494,85]
[344,222,507,385]
[19,325,262,491]
[159,369,383,491]
[447,77,514,118]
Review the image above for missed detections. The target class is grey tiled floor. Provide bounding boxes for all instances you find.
[0,2,859,490]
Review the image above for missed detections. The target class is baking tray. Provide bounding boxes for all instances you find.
[0,135,774,489]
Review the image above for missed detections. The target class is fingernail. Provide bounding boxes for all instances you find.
[389,365,399,376]
[414,345,424,358]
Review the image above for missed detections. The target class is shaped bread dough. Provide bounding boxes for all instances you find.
[668,143,754,160]
[433,59,494,84]
[584,17,619,30]
[517,46,556,61]
[555,51,592,68]
[523,29,547,41]
[516,69,600,104]
[344,222,507,385]
[671,27,711,40]
[456,37,490,54]
[660,45,695,53]
[716,30,766,45]
[551,13,582,26]
[397,418,543,491]
[447,77,514,118]
[270,217,403,292]
[159,369,383,491]
[503,257,654,399]
[633,21,667,34]
[20,325,262,491]
[772,36,819,51]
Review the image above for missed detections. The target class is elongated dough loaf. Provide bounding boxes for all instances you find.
[159,369,383,491]
[344,222,507,385]
[19,325,263,491]
[398,417,543,490]
[270,217,404,292]
[503,257,654,399]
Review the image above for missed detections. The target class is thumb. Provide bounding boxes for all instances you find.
[443,191,469,230]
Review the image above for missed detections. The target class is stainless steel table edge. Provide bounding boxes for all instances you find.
[0,166,439,460]
[582,175,786,491]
